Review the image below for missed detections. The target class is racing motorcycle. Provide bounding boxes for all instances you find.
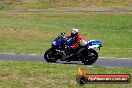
[44,33,102,65]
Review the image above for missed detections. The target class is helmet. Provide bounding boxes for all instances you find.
[71,28,79,37]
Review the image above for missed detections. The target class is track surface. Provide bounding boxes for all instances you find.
[0,53,132,68]
[0,10,132,13]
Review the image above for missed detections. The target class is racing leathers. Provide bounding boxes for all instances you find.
[66,34,87,50]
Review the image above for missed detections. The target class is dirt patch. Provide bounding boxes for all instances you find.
[78,1,97,7]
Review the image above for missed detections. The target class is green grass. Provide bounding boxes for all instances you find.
[0,12,132,58]
[0,1,131,88]
[0,0,132,11]
[0,61,131,88]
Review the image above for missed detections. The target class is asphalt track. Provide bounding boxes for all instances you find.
[0,53,132,68]
[0,10,132,13]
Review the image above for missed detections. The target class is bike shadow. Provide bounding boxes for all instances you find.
[56,60,85,65]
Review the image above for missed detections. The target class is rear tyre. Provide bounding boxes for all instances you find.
[44,48,58,63]
[82,49,98,65]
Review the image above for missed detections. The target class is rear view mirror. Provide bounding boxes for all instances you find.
[61,32,65,36]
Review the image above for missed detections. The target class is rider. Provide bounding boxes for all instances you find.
[66,28,87,54]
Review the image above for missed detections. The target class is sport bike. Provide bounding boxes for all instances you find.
[44,33,102,65]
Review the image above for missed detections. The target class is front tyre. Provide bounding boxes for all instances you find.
[82,49,98,65]
[44,48,58,63]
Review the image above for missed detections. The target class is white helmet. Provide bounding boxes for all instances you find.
[71,28,79,34]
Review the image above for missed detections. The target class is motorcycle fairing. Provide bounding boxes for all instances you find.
[88,40,102,49]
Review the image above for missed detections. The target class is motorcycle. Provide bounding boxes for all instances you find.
[44,33,102,65]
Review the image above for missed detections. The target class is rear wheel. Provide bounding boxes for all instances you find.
[82,49,98,65]
[44,49,58,63]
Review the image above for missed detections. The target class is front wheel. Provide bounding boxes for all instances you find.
[44,48,58,63]
[82,49,98,65]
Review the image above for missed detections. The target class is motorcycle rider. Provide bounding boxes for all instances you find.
[66,28,87,55]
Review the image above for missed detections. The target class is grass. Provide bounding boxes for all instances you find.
[0,0,132,11]
[0,61,131,88]
[0,1,131,88]
[0,12,132,58]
